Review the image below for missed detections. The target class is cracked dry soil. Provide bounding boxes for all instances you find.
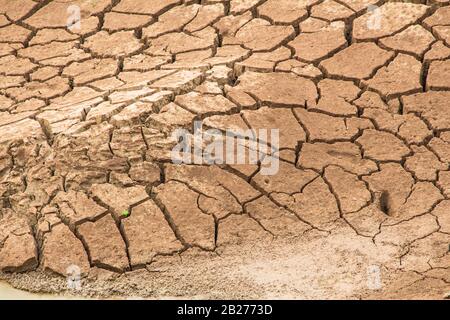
[0,0,449,299]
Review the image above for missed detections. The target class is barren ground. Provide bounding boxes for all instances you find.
[0,0,449,299]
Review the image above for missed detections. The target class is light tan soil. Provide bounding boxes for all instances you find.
[0,0,449,299]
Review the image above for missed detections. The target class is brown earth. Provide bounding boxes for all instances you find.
[0,0,449,299]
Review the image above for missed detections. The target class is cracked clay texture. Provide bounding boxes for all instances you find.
[0,0,449,299]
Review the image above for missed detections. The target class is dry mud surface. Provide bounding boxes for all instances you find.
[0,0,450,299]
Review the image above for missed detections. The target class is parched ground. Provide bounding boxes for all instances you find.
[0,0,449,299]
